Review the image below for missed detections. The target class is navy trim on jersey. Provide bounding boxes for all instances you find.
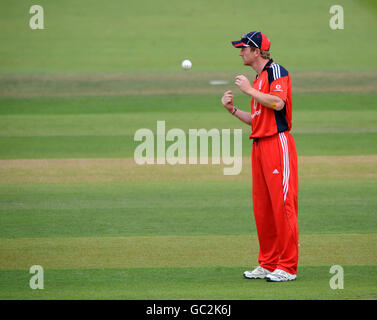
[266,63,289,133]
[267,63,289,84]
[263,59,274,71]
[256,59,274,80]
[274,106,289,132]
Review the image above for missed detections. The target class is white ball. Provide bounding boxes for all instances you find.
[181,59,192,70]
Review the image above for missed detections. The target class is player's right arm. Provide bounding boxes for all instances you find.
[221,90,251,126]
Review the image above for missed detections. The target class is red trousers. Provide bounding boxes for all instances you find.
[252,131,299,275]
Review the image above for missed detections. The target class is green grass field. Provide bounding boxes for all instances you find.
[0,0,376,300]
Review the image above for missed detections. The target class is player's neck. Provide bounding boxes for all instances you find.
[251,58,270,75]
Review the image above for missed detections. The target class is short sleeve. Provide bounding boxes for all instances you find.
[267,64,289,103]
[269,76,288,102]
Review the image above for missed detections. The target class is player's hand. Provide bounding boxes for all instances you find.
[235,75,253,95]
[221,90,234,113]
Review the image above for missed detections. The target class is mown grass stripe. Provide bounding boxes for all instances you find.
[1,265,376,300]
[1,234,375,270]
[0,111,376,136]
[0,71,376,97]
[0,156,376,183]
[1,133,376,159]
[1,94,377,116]
[0,265,375,300]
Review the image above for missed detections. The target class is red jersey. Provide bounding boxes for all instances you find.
[249,59,292,139]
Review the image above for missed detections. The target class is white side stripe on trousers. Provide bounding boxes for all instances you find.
[279,132,290,202]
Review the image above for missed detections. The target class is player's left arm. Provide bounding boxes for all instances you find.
[235,75,285,111]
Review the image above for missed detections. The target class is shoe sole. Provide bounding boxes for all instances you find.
[243,274,268,280]
[266,277,297,282]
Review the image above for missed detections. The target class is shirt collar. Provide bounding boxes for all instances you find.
[263,59,274,71]
[255,59,274,79]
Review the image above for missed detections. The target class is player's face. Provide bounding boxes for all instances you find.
[239,47,255,66]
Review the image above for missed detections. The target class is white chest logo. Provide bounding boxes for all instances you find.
[273,84,283,92]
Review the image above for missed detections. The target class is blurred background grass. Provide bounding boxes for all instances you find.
[0,0,376,72]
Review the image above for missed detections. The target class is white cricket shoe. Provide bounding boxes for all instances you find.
[243,266,272,279]
[266,269,297,282]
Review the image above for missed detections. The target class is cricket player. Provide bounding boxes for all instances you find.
[221,31,299,282]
